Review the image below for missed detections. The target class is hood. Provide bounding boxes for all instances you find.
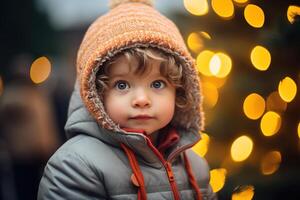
[76,2,205,135]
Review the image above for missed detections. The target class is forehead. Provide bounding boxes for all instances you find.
[107,54,162,76]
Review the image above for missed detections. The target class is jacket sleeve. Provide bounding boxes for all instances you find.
[37,150,108,200]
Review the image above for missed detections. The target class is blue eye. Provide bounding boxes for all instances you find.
[151,80,166,89]
[114,81,129,90]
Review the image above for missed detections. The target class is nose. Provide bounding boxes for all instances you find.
[132,89,151,108]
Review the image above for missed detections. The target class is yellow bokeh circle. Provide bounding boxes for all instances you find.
[260,111,281,136]
[243,93,265,120]
[244,4,265,28]
[250,45,271,71]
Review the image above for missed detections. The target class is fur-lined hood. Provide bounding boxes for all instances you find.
[75,1,205,135]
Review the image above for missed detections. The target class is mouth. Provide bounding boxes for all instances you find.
[129,115,154,120]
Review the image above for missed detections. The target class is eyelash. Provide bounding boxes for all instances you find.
[114,80,130,90]
[151,80,166,89]
[113,80,167,91]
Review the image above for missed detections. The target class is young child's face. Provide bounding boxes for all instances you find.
[103,55,176,135]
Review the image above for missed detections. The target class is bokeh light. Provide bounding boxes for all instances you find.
[212,52,232,78]
[210,168,227,192]
[200,31,212,40]
[261,151,282,175]
[250,45,271,71]
[266,91,287,113]
[201,76,228,89]
[202,82,219,108]
[233,0,248,4]
[183,0,209,16]
[243,93,265,120]
[278,76,297,103]
[211,0,235,19]
[232,185,255,200]
[287,5,300,24]
[197,50,215,76]
[209,54,221,76]
[260,111,281,136]
[187,32,204,53]
[231,135,253,162]
[0,75,3,96]
[192,132,210,157]
[298,122,300,139]
[30,56,52,84]
[244,4,265,28]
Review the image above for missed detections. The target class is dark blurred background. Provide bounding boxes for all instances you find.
[0,0,299,199]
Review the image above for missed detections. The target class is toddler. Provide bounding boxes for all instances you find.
[38,0,217,199]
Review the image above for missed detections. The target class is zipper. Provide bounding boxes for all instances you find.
[167,141,198,162]
[145,137,181,200]
[165,162,180,200]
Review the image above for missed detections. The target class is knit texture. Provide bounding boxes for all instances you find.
[109,0,154,9]
[76,2,204,134]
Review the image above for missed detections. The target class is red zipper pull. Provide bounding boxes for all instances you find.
[165,162,174,182]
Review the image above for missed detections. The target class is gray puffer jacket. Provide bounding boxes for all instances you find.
[37,85,217,200]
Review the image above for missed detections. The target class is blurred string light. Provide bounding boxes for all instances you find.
[209,168,227,192]
[209,52,232,78]
[278,77,297,103]
[244,4,265,28]
[266,91,287,113]
[260,111,281,137]
[197,50,232,78]
[30,56,52,84]
[211,0,235,19]
[243,93,265,120]
[232,185,255,200]
[287,5,300,24]
[250,45,271,71]
[202,82,219,108]
[0,75,3,96]
[187,32,205,53]
[197,50,215,76]
[232,0,248,5]
[231,135,253,162]
[187,32,203,53]
[183,0,209,16]
[192,132,210,157]
[201,76,227,89]
[209,54,221,75]
[298,122,300,139]
[187,31,212,53]
[260,151,281,175]
[200,31,212,40]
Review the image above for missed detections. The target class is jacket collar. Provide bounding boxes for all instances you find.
[110,127,200,168]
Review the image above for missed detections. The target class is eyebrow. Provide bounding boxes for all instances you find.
[109,71,163,78]
[109,73,128,77]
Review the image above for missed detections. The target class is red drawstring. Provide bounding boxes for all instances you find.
[121,143,202,200]
[183,152,203,200]
[120,143,147,200]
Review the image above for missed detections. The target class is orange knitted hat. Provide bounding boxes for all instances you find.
[76,0,204,133]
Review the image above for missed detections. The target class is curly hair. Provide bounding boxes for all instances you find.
[96,47,192,111]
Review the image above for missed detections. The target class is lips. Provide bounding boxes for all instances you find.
[129,115,154,120]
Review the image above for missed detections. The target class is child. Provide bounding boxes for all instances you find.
[38,0,217,199]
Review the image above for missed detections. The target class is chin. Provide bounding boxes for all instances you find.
[145,128,160,135]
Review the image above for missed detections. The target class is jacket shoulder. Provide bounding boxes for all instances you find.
[38,135,115,199]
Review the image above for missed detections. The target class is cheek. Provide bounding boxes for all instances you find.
[157,91,176,122]
[103,93,127,124]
